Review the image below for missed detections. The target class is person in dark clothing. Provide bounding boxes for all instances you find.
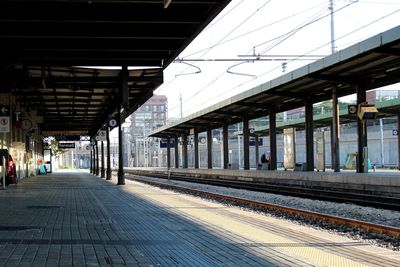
[261,153,267,163]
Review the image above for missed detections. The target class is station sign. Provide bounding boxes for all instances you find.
[393,129,398,136]
[160,139,175,148]
[249,137,263,146]
[0,105,10,133]
[96,130,107,141]
[0,116,10,133]
[348,104,357,115]
[109,119,118,127]
[0,105,10,116]
[58,142,75,149]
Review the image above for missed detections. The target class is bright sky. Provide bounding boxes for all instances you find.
[153,0,400,120]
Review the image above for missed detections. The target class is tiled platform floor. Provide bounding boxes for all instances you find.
[0,170,398,266]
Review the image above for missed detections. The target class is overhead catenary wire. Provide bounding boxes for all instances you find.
[177,7,400,117]
[155,0,273,95]
[167,3,336,113]
[167,1,399,117]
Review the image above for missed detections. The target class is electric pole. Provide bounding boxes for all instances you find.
[329,0,336,54]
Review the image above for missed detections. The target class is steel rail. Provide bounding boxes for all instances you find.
[127,174,400,238]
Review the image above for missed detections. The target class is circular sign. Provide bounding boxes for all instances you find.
[109,119,117,127]
[0,117,8,126]
[393,129,398,136]
[348,105,357,114]
[249,128,255,134]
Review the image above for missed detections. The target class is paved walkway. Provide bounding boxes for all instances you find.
[0,170,398,266]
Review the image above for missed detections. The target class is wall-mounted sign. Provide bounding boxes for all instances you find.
[348,104,357,115]
[96,130,107,141]
[109,119,118,127]
[0,105,10,116]
[58,142,75,149]
[0,116,10,133]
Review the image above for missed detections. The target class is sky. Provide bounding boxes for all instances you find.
[152,0,400,120]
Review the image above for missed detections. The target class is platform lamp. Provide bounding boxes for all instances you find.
[357,102,379,120]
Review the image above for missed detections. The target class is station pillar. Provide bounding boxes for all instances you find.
[332,87,340,172]
[223,123,229,169]
[106,125,112,180]
[207,129,212,169]
[194,130,199,169]
[398,113,400,170]
[95,141,99,176]
[305,98,314,171]
[269,109,277,170]
[167,137,171,169]
[182,134,188,168]
[255,135,259,166]
[117,111,125,185]
[174,136,179,168]
[243,117,250,170]
[356,85,367,173]
[101,141,105,178]
[90,149,93,174]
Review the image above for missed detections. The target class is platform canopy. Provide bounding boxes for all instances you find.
[0,0,231,135]
[151,26,400,138]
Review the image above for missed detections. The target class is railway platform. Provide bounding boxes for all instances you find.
[0,170,398,266]
[127,167,400,197]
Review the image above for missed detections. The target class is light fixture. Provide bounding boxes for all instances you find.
[164,0,172,8]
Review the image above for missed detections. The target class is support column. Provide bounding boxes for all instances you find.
[255,135,259,166]
[101,141,105,178]
[207,129,212,169]
[174,136,179,168]
[117,111,125,185]
[92,146,96,174]
[182,134,188,168]
[243,117,250,170]
[167,137,171,169]
[357,85,367,173]
[332,87,340,172]
[305,98,314,171]
[398,113,400,170]
[194,130,199,169]
[106,125,111,180]
[90,149,93,174]
[223,123,229,169]
[95,141,99,176]
[269,109,277,170]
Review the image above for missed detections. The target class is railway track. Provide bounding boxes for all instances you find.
[126,174,400,239]
[125,170,400,211]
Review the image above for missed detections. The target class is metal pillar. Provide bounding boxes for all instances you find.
[106,125,111,180]
[117,111,125,185]
[207,129,212,169]
[95,141,99,176]
[243,118,250,170]
[305,98,314,171]
[182,134,188,168]
[255,135,259,166]
[174,136,179,168]
[167,137,171,169]
[356,85,367,173]
[101,141,105,178]
[269,109,277,170]
[398,113,400,170]
[92,146,96,174]
[223,123,229,169]
[194,130,199,168]
[90,149,93,174]
[332,87,340,172]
